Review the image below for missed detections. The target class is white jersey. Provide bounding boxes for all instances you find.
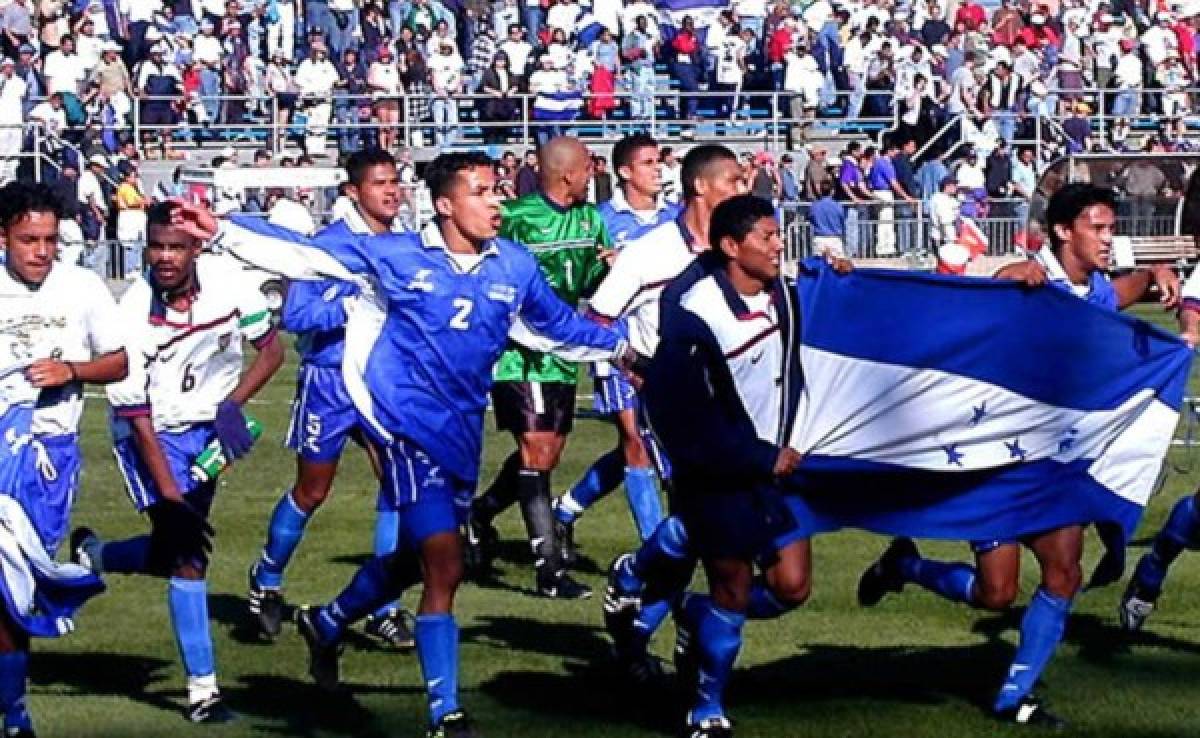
[0,263,123,437]
[589,216,704,358]
[106,255,273,432]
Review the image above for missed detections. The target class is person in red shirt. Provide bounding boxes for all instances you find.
[671,15,704,123]
[1172,17,1196,76]
[1015,8,1061,49]
[955,0,987,31]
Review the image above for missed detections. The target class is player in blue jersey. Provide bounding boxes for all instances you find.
[212,152,631,738]
[71,202,285,723]
[246,148,415,649]
[552,133,681,561]
[0,182,125,738]
[857,183,1180,727]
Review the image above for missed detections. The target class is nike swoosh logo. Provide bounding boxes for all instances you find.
[750,350,764,365]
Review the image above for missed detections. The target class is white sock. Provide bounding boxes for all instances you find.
[187,674,219,704]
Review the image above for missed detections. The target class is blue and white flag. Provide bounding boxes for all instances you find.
[575,12,606,46]
[532,90,585,121]
[656,0,724,32]
[785,262,1192,554]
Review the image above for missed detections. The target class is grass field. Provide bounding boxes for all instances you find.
[30,305,1200,738]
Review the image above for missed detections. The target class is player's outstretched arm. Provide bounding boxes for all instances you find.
[519,262,625,356]
[280,279,360,334]
[228,332,285,409]
[1113,265,1179,310]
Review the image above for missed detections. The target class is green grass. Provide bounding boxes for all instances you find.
[33,305,1200,737]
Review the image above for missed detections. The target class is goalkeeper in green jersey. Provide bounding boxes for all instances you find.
[468,136,611,598]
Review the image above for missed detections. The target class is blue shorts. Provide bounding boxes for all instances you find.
[285,363,362,462]
[9,434,81,555]
[593,373,638,415]
[971,539,1015,554]
[112,421,218,514]
[377,438,473,545]
[675,483,802,563]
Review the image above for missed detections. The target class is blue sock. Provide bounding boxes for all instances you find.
[628,515,690,583]
[255,490,310,589]
[994,587,1072,712]
[168,578,215,679]
[624,467,664,541]
[0,652,31,733]
[100,535,152,575]
[746,580,797,620]
[1135,495,1200,597]
[371,506,402,619]
[898,555,977,606]
[630,599,672,652]
[558,450,624,524]
[317,555,397,643]
[415,614,459,724]
[686,595,745,723]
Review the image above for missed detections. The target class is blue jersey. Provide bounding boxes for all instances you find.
[283,220,368,368]
[287,224,624,483]
[598,191,683,251]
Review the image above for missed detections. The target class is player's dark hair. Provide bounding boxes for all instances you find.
[425,151,495,201]
[0,182,64,230]
[1044,183,1118,253]
[345,147,397,186]
[681,144,738,200]
[709,195,776,257]
[611,133,658,175]
[147,201,184,228]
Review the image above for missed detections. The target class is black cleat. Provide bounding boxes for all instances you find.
[673,607,699,694]
[69,526,100,572]
[995,696,1067,730]
[462,515,499,576]
[537,570,592,599]
[1118,579,1158,633]
[603,554,642,661]
[857,537,918,607]
[185,694,237,724]
[363,608,416,650]
[247,566,284,639]
[618,651,668,689]
[683,715,733,738]
[426,709,479,738]
[296,606,343,691]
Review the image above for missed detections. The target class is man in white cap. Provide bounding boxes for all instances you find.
[0,57,24,184]
[193,18,222,67]
[92,41,134,125]
[294,44,339,156]
[1143,12,1178,69]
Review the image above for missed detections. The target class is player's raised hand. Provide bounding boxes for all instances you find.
[773,447,803,477]
[826,255,854,274]
[167,198,219,242]
[1151,265,1180,310]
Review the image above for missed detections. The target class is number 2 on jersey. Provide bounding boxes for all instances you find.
[450,298,473,330]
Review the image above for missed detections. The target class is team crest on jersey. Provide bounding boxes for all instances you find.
[406,269,435,293]
[487,284,517,304]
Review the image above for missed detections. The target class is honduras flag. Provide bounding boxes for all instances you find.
[532,90,585,122]
[656,0,724,35]
[785,262,1191,570]
[575,12,606,46]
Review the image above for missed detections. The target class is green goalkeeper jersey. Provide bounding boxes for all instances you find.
[492,193,611,385]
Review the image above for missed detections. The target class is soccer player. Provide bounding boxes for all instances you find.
[71,201,285,723]
[1120,252,1200,631]
[247,148,415,648]
[214,152,630,737]
[553,132,681,558]
[643,195,810,738]
[856,182,1180,727]
[593,144,748,680]
[467,136,611,599]
[0,181,127,738]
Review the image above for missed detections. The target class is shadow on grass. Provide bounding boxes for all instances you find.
[224,673,396,737]
[971,608,1200,664]
[31,651,180,713]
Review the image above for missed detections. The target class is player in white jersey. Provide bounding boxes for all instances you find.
[591,145,750,684]
[71,202,285,724]
[0,182,127,738]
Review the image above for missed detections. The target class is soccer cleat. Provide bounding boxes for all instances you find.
[554,516,578,567]
[185,694,237,724]
[296,606,343,691]
[683,714,733,738]
[857,537,918,607]
[618,651,668,688]
[247,566,284,639]
[603,554,642,614]
[363,608,416,650]
[603,554,642,661]
[426,709,479,738]
[462,514,499,575]
[69,526,100,572]
[1118,581,1158,633]
[995,695,1067,730]
[537,570,593,600]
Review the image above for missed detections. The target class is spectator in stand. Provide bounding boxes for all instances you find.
[714,21,747,119]
[2,0,34,60]
[670,16,702,127]
[867,141,902,256]
[515,148,538,196]
[134,43,181,158]
[622,13,657,128]
[43,34,86,98]
[991,0,1023,48]
[402,49,431,146]
[334,47,370,152]
[75,18,103,70]
[955,0,986,33]
[193,18,221,67]
[660,145,681,202]
[429,38,464,147]
[1062,100,1091,153]
[928,175,959,252]
[266,51,297,148]
[500,24,533,81]
[779,152,800,201]
[113,158,147,278]
[591,154,613,204]
[836,142,868,257]
[1157,51,1191,118]
[804,146,831,200]
[78,153,108,244]
[734,0,766,41]
[481,52,521,145]
[468,25,498,92]
[808,178,846,257]
[368,46,402,151]
[90,41,133,126]
[1010,145,1036,225]
[268,0,296,61]
[984,138,1014,215]
[982,60,1022,143]
[750,151,781,203]
[294,44,339,156]
[0,57,25,185]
